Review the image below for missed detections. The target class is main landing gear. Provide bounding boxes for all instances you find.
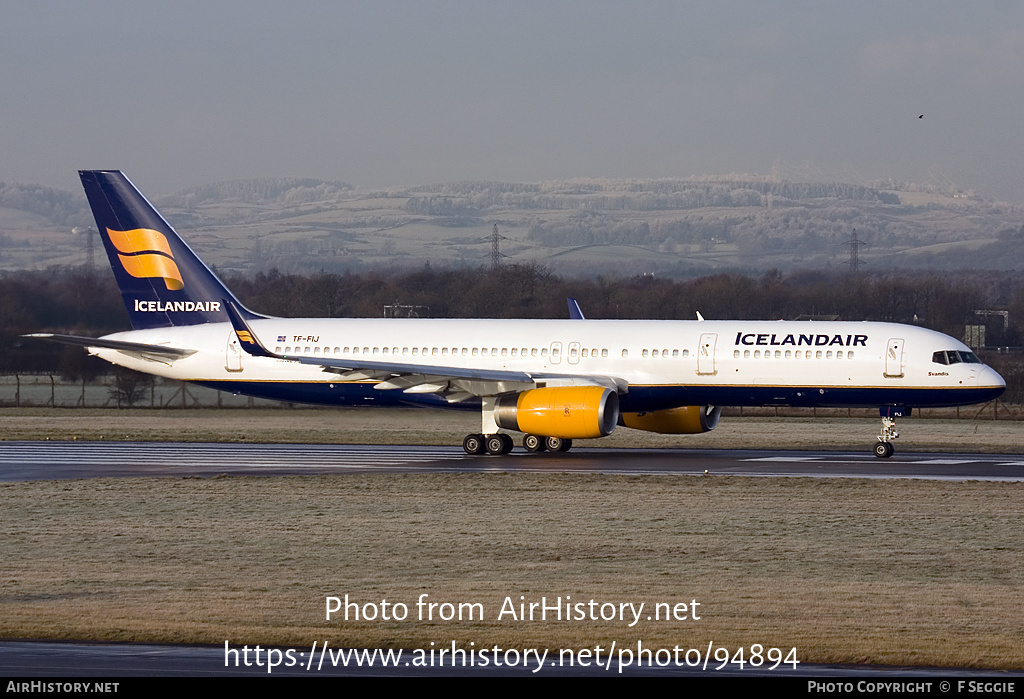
[462,433,572,455]
[873,415,899,458]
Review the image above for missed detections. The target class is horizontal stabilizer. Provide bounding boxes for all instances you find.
[22,333,196,359]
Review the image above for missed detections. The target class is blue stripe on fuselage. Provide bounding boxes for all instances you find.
[195,380,1002,411]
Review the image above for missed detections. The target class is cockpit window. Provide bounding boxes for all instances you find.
[933,350,983,365]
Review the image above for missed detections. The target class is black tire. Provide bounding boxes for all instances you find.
[873,442,891,458]
[523,434,545,452]
[486,434,506,455]
[545,436,573,453]
[500,433,514,454]
[463,434,485,455]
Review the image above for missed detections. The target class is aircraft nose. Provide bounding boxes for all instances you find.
[978,365,1006,400]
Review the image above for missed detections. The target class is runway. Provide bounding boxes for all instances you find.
[1,441,1023,481]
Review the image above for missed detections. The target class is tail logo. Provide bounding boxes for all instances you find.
[106,227,184,291]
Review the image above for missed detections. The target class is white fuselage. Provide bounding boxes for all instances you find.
[91,317,1005,411]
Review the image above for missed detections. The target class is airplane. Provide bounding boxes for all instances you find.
[26,171,1006,458]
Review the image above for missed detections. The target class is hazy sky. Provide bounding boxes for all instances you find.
[2,1,1022,202]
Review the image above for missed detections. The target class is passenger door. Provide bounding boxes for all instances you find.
[884,338,904,378]
[697,333,718,375]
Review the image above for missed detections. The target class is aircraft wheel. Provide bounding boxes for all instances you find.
[873,441,893,458]
[500,433,514,454]
[523,434,545,452]
[463,434,485,455]
[545,436,573,453]
[486,434,508,455]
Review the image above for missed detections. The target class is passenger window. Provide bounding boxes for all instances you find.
[733,350,740,358]
[601,349,608,357]
[754,350,760,358]
[621,349,628,358]
[643,349,649,357]
[744,350,750,358]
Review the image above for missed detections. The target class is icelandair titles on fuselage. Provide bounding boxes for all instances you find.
[134,299,221,313]
[735,332,868,347]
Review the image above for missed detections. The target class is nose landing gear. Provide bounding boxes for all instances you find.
[873,411,902,458]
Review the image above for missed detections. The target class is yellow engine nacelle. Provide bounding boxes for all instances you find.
[619,405,722,434]
[494,386,619,439]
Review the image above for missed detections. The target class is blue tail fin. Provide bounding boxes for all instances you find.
[80,170,262,329]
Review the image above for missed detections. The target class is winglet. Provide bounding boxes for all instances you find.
[567,297,586,320]
[224,299,276,358]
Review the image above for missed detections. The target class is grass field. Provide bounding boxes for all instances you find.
[2,474,1022,668]
[1,408,1022,669]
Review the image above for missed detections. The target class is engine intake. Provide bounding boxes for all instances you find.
[495,386,619,439]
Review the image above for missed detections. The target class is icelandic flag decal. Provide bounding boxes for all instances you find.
[277,335,286,342]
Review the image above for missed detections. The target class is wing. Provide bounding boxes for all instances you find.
[223,301,627,403]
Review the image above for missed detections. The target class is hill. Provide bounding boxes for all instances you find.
[0,175,1019,275]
